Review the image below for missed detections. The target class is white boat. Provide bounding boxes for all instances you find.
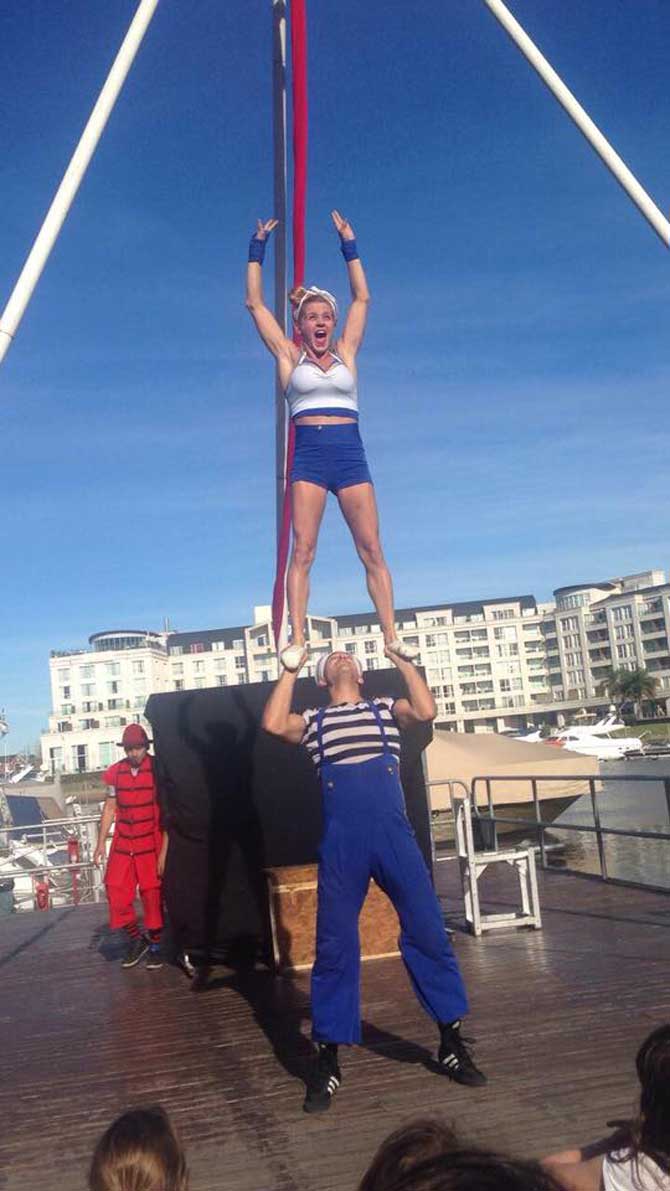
[544,727,642,761]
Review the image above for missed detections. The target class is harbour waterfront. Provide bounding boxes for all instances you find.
[549,758,670,888]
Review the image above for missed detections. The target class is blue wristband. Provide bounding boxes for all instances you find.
[340,238,359,262]
[248,236,266,264]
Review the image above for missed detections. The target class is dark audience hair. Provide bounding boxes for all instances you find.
[359,1118,459,1191]
[89,1105,189,1191]
[614,1023,670,1174]
[358,1120,562,1191]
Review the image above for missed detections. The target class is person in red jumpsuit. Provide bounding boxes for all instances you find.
[93,724,168,968]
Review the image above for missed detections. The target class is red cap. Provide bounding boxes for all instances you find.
[120,724,150,749]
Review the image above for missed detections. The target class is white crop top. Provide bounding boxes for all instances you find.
[285,352,359,419]
[603,1152,670,1191]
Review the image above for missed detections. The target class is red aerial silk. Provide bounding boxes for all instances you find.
[272,0,308,648]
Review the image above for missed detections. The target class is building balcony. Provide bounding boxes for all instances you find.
[647,658,670,673]
[640,621,666,637]
[642,639,669,656]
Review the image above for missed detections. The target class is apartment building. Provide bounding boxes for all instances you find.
[41,571,670,773]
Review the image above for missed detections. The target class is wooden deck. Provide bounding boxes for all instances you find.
[1,863,669,1191]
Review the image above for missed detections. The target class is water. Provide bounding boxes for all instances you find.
[547,759,670,888]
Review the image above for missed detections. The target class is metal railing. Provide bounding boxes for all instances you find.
[0,813,105,912]
[427,773,670,893]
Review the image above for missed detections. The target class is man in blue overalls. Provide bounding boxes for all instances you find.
[262,646,486,1113]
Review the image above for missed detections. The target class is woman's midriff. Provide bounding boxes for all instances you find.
[294,415,356,425]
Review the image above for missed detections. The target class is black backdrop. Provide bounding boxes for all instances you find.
[145,671,433,962]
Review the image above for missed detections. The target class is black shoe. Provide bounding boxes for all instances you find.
[437,1022,487,1087]
[121,936,149,968]
[176,951,196,979]
[303,1046,342,1114]
[145,944,163,970]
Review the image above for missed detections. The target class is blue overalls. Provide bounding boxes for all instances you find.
[310,700,468,1044]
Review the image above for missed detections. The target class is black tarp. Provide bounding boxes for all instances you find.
[145,671,432,962]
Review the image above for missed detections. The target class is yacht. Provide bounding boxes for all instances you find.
[544,726,642,761]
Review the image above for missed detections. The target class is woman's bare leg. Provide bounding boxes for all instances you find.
[287,481,328,646]
[337,483,396,644]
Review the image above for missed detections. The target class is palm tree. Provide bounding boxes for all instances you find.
[597,668,658,720]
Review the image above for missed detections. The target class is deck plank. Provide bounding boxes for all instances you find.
[1,865,668,1190]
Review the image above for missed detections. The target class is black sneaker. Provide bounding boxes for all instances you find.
[145,944,163,970]
[121,936,149,968]
[176,951,196,979]
[437,1022,487,1087]
[303,1046,342,1114]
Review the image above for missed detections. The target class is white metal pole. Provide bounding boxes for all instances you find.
[482,0,670,248]
[0,0,160,367]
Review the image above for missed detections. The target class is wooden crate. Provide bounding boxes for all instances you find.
[265,864,401,972]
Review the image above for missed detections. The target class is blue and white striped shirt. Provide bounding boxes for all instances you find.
[302,698,400,770]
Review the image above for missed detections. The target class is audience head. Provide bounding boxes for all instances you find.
[89,1106,188,1191]
[634,1023,670,1166]
[359,1119,459,1191]
[358,1119,562,1191]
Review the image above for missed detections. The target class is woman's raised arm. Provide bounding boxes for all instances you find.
[245,218,297,365]
[332,209,370,363]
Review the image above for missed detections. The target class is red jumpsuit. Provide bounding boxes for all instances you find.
[102,755,163,931]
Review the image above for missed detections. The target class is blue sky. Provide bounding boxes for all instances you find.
[1,0,668,748]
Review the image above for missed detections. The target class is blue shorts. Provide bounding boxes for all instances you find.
[290,422,373,493]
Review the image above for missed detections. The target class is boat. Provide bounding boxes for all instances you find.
[544,723,643,760]
[425,729,599,834]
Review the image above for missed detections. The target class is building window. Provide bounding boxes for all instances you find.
[365,640,377,654]
[58,669,71,683]
[193,660,205,674]
[174,680,184,691]
[233,639,244,650]
[170,645,184,656]
[79,665,94,680]
[235,656,246,670]
[60,685,71,699]
[81,683,95,697]
[615,624,634,641]
[189,642,205,653]
[212,640,226,652]
[345,643,358,654]
[132,660,144,675]
[194,678,205,689]
[49,746,64,772]
[172,663,184,675]
[106,662,121,676]
[612,606,633,622]
[217,676,227,686]
[98,742,116,768]
[107,681,119,695]
[71,744,88,773]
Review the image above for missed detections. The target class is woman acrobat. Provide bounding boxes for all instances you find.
[246,209,419,671]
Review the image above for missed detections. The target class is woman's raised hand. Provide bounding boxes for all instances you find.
[255,217,279,241]
[331,209,355,241]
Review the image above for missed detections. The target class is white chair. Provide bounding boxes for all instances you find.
[451,793,542,936]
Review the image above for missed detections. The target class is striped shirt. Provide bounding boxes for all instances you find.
[302,698,400,770]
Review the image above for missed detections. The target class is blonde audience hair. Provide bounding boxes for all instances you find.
[89,1106,189,1191]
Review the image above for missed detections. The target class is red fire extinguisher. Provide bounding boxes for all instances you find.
[34,875,50,911]
[67,836,81,905]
